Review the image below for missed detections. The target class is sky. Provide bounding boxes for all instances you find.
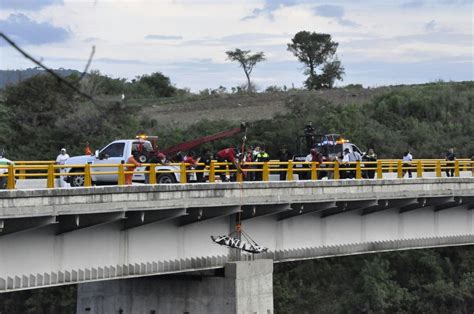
[0,0,472,91]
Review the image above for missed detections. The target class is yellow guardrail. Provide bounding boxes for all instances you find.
[0,159,473,190]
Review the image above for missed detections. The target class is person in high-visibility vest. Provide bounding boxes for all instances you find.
[125,153,141,185]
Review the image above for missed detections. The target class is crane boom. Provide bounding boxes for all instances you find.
[161,122,247,156]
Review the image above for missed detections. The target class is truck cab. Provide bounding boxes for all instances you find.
[0,153,14,189]
[65,139,184,187]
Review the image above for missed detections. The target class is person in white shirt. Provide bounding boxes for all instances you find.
[342,148,362,178]
[55,148,70,187]
[402,151,413,178]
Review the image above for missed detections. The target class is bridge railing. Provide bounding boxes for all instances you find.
[0,159,473,189]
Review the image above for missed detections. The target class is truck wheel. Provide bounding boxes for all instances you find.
[138,154,148,163]
[70,169,85,187]
[157,173,177,184]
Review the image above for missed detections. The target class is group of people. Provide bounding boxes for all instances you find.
[179,146,271,182]
[54,144,462,187]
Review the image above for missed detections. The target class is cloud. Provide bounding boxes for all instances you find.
[0,13,70,45]
[424,20,437,32]
[440,0,472,5]
[94,58,150,65]
[83,37,102,43]
[242,0,299,20]
[313,4,344,18]
[400,0,424,9]
[0,0,63,11]
[400,0,471,8]
[145,34,183,40]
[180,33,289,47]
[313,4,359,27]
[343,31,472,51]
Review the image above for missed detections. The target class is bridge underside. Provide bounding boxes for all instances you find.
[0,179,473,292]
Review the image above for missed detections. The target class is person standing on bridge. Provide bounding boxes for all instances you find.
[216,147,241,182]
[125,151,142,185]
[402,151,413,178]
[445,147,456,177]
[55,148,70,187]
[363,148,378,179]
[255,146,270,181]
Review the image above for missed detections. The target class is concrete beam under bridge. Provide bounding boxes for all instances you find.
[77,259,273,314]
[0,178,473,292]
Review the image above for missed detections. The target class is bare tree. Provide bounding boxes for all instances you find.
[226,49,265,94]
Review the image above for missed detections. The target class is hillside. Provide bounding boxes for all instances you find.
[137,86,390,127]
[0,68,80,89]
[1,76,472,160]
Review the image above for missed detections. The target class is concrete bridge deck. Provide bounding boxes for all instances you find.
[0,178,473,293]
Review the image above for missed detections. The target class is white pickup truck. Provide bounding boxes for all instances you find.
[0,156,14,189]
[64,139,186,187]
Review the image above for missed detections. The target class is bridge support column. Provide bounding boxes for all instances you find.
[76,259,273,314]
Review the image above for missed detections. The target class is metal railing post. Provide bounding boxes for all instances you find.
[287,161,293,181]
[356,161,362,179]
[7,164,15,189]
[417,160,423,178]
[236,170,243,182]
[397,160,403,178]
[435,161,441,177]
[209,161,216,183]
[47,164,55,188]
[311,162,317,180]
[149,163,156,184]
[84,164,92,187]
[262,162,270,181]
[376,160,383,179]
[118,164,125,185]
[334,162,340,180]
[454,160,460,177]
[180,162,187,184]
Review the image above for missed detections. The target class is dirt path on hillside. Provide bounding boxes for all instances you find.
[139,87,389,128]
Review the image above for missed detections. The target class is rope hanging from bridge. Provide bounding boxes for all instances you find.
[211,211,268,254]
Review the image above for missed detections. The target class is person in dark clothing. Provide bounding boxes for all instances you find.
[145,152,167,183]
[278,148,293,181]
[300,148,322,180]
[445,147,456,177]
[304,122,315,151]
[242,147,254,181]
[363,148,378,179]
[196,149,213,182]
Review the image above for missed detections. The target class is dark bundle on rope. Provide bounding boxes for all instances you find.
[211,235,268,254]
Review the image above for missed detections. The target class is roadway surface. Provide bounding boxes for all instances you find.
[12,170,474,190]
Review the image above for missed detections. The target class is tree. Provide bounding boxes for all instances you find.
[225,49,265,94]
[288,31,344,89]
[138,72,177,97]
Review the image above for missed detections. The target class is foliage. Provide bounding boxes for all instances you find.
[288,31,345,89]
[2,74,139,160]
[136,72,177,98]
[0,285,76,313]
[245,82,474,158]
[226,48,265,93]
[274,246,474,313]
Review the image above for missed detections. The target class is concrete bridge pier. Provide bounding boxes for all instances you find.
[77,259,273,314]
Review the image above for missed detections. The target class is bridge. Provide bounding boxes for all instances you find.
[1,174,473,313]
